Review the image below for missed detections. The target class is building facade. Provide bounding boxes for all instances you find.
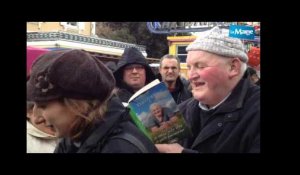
[27,22,159,63]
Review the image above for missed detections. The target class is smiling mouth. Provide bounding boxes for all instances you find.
[131,77,140,80]
[46,124,55,130]
[194,82,205,88]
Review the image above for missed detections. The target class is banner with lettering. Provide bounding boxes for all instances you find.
[229,25,255,40]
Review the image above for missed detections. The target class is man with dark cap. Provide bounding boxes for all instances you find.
[155,26,260,153]
[27,49,158,153]
[113,47,156,102]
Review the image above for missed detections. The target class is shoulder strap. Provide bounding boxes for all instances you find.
[111,132,149,153]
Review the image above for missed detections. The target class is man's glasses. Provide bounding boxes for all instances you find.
[124,64,145,71]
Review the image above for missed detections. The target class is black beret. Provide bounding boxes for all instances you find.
[27,49,115,102]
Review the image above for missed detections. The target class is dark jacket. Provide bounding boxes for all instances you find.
[54,95,159,153]
[179,76,260,153]
[115,83,137,103]
[157,74,192,104]
[113,47,156,102]
[255,79,260,86]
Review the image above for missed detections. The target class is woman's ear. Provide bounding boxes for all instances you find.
[228,58,241,78]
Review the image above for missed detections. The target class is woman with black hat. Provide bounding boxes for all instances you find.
[27,49,158,153]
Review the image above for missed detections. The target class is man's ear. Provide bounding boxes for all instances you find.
[228,58,241,78]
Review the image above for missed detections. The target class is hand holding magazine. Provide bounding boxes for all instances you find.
[124,79,191,144]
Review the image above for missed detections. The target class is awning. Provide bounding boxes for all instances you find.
[27,46,49,77]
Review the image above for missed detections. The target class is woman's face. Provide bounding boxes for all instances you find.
[27,105,56,136]
[34,100,77,138]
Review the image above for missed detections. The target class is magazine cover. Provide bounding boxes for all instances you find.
[128,80,190,144]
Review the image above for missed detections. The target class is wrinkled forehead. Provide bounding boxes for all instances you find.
[187,50,231,64]
[161,58,179,67]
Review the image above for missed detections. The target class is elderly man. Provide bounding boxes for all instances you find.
[113,47,156,102]
[156,27,260,153]
[145,103,174,132]
[158,54,192,104]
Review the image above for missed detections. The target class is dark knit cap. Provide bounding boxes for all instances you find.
[27,49,115,102]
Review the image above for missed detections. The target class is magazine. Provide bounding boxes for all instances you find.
[124,79,191,144]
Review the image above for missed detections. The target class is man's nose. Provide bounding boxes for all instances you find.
[132,68,138,73]
[167,68,174,72]
[188,69,199,81]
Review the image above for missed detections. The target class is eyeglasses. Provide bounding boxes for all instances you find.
[124,64,145,71]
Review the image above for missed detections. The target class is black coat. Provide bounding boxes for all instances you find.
[179,77,260,153]
[115,83,136,103]
[170,77,192,104]
[54,96,159,153]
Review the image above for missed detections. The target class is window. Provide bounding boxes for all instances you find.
[66,22,78,26]
[60,22,79,29]
[60,22,83,33]
[177,45,187,62]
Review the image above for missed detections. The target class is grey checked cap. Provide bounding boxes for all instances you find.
[186,26,248,63]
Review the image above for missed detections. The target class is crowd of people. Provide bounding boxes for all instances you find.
[27,26,260,153]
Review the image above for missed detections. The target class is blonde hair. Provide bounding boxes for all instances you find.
[63,97,110,141]
[240,62,247,77]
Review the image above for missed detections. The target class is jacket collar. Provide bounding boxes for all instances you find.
[216,77,251,114]
[190,77,252,149]
[27,121,57,139]
[76,95,129,153]
[198,92,231,111]
[118,81,136,95]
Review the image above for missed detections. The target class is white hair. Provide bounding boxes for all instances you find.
[240,62,247,75]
